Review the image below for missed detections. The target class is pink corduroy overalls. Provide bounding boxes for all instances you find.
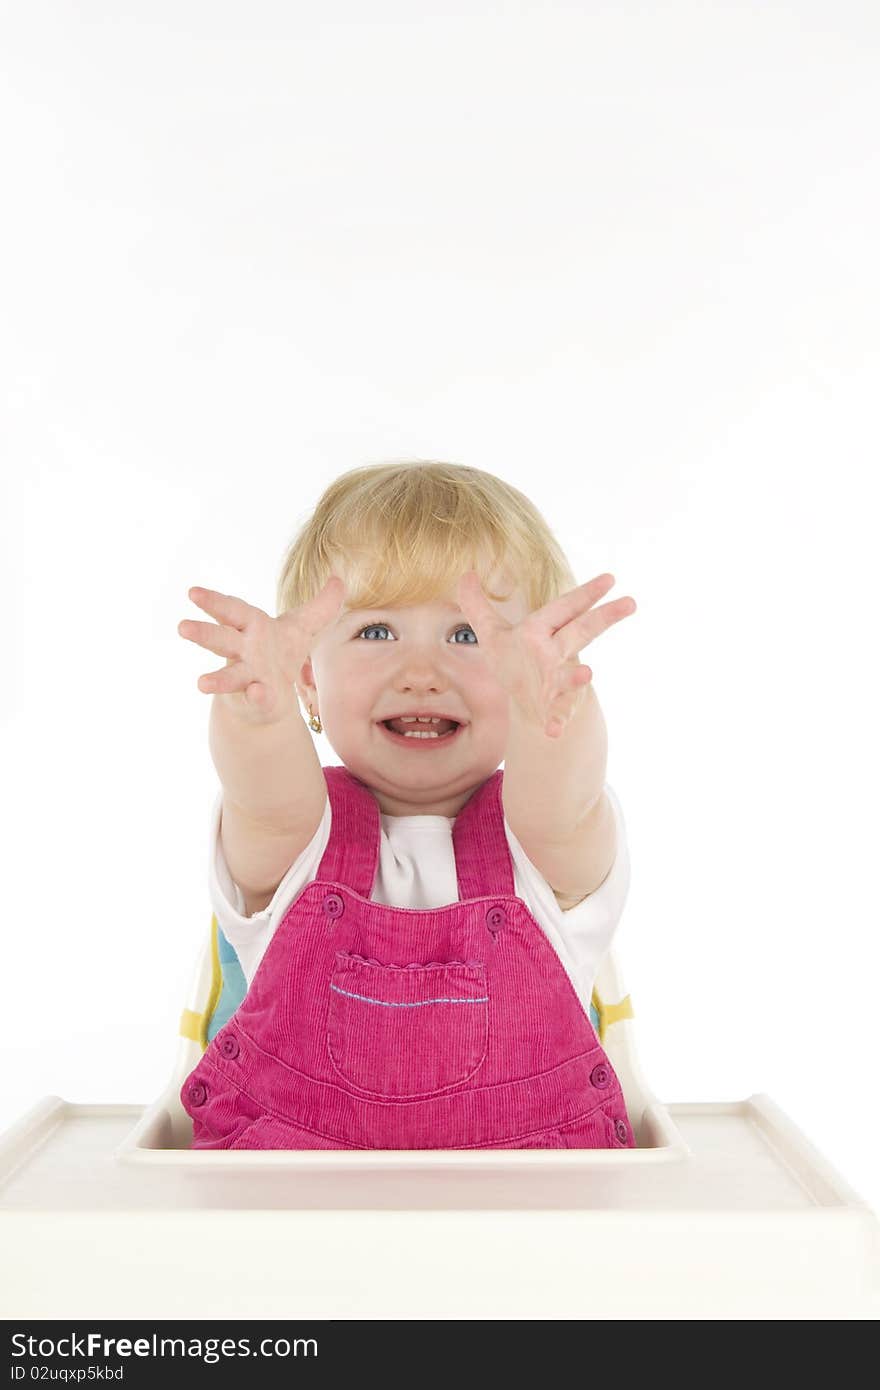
[182,764,635,1150]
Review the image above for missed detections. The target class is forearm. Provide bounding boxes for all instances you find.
[209,694,326,833]
[501,680,607,845]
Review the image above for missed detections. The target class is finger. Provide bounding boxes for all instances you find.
[556,595,636,662]
[178,619,241,660]
[531,573,618,636]
[195,660,253,694]
[243,680,275,712]
[284,574,348,640]
[188,588,260,631]
[455,571,505,638]
[544,665,594,737]
[544,659,592,700]
[563,662,594,691]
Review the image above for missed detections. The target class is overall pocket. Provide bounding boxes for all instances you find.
[327,951,489,1098]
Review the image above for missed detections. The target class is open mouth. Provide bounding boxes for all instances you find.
[378,719,465,747]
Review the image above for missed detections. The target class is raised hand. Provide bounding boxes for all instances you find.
[456,571,636,739]
[177,576,347,724]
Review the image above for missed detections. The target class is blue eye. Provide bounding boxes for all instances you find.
[354,623,477,644]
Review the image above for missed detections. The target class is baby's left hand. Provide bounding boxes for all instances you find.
[456,572,637,739]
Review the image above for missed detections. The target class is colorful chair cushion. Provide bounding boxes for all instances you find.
[180,915,632,1049]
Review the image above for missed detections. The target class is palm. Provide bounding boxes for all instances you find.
[456,570,636,738]
[179,575,347,723]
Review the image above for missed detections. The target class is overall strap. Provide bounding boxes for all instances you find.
[452,768,516,900]
[315,765,381,897]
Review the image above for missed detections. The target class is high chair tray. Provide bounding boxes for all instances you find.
[1,1092,878,1319]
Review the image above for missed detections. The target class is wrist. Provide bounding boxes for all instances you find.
[212,687,300,730]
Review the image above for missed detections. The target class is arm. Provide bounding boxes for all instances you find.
[179,578,346,907]
[454,567,634,908]
[502,682,616,906]
[210,694,328,903]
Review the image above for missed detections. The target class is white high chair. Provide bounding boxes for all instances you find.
[1,916,878,1320]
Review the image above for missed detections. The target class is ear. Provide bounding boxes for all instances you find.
[295,656,318,713]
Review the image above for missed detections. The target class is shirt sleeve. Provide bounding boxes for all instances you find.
[207,790,332,984]
[503,782,631,1002]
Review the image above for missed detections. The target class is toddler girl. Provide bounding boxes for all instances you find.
[177,461,637,1149]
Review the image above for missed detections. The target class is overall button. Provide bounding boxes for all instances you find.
[590,1063,610,1089]
[323,893,345,919]
[486,906,507,931]
[219,1035,240,1060]
[188,1081,208,1108]
[614,1118,629,1144]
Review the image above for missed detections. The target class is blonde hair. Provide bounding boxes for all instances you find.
[275,459,577,617]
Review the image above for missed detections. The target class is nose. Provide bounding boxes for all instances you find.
[391,649,450,697]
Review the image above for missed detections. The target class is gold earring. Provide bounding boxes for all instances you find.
[307,704,322,734]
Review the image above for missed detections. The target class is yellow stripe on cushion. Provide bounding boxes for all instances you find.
[203,914,223,1050]
[179,1009,204,1043]
[591,989,634,1044]
[178,916,225,1052]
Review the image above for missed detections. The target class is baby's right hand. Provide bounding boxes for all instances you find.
[177,576,347,724]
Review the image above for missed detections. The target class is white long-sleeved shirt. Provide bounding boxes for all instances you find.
[209,780,630,1016]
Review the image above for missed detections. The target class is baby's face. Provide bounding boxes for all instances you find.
[299,570,529,817]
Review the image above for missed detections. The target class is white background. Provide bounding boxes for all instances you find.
[2,2,878,1214]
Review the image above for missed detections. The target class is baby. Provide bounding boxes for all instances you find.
[177,461,637,1150]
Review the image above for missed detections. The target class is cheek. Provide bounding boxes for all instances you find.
[333,664,390,715]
